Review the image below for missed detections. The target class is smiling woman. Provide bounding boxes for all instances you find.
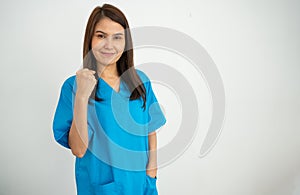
[91,17,126,93]
[91,17,125,72]
[52,3,166,195]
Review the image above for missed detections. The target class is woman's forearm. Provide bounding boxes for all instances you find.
[68,95,89,158]
[147,132,158,176]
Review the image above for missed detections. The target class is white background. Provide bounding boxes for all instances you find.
[0,0,300,194]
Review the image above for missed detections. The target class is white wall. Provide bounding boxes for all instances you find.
[0,0,299,194]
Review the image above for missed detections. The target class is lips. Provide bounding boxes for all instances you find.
[100,52,115,57]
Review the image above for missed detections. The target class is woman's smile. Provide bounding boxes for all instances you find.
[91,17,126,67]
[100,51,116,57]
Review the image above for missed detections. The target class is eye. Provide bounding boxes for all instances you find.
[96,34,105,39]
[113,35,123,40]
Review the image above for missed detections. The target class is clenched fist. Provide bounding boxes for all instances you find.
[75,68,97,100]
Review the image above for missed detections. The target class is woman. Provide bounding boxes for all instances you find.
[52,4,166,195]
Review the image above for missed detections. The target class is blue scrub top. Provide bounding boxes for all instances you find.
[53,69,166,195]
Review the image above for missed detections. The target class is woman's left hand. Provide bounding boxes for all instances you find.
[146,168,157,178]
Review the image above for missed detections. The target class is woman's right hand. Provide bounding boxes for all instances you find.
[75,68,97,100]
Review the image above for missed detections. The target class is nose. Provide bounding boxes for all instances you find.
[103,36,113,49]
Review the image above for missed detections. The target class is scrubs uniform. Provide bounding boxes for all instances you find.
[53,69,166,195]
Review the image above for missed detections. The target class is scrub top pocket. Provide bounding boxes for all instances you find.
[144,175,158,195]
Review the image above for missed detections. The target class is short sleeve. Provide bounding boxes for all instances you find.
[52,76,76,149]
[146,81,166,133]
[135,69,167,134]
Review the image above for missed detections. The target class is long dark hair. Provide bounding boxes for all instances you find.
[82,4,146,109]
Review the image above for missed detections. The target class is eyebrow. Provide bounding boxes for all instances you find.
[95,30,124,36]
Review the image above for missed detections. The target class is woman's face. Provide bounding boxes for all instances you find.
[91,17,125,68]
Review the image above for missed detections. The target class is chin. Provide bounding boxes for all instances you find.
[97,60,117,67]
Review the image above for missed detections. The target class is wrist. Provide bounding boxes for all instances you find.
[75,93,90,103]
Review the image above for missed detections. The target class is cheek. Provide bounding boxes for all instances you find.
[91,38,96,48]
[91,38,102,50]
[114,43,125,61]
[116,41,126,53]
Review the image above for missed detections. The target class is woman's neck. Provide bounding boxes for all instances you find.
[97,63,119,79]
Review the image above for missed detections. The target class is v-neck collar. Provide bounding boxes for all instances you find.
[98,77,131,99]
[99,77,121,94]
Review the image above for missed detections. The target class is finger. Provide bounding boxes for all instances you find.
[82,70,93,75]
[88,71,96,77]
[82,68,95,73]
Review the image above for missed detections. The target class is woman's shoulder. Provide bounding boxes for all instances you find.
[63,75,76,85]
[60,75,76,92]
[135,68,151,84]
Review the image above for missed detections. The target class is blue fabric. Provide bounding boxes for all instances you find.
[53,69,166,194]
